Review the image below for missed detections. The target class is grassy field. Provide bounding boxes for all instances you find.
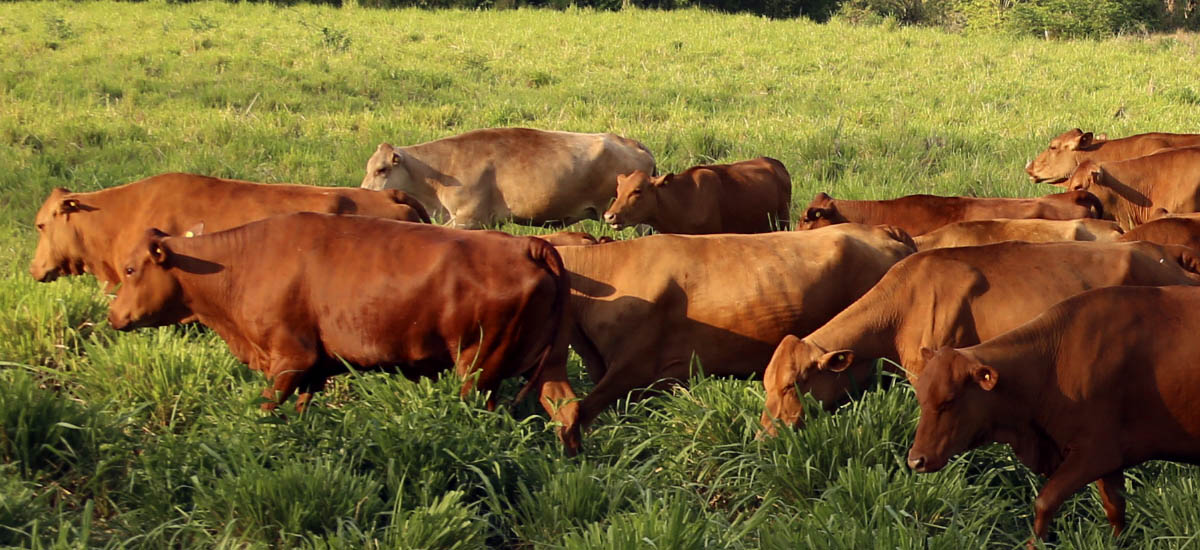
[3,2,1200,548]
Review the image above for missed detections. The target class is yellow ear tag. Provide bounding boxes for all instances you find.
[184,231,194,238]
[836,354,845,362]
[155,247,163,255]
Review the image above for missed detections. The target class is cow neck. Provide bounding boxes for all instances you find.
[75,189,128,286]
[649,177,699,233]
[397,142,459,214]
[964,321,1061,456]
[1099,175,1155,229]
[163,233,244,334]
[804,283,903,371]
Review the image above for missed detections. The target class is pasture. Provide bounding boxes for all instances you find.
[3,2,1200,547]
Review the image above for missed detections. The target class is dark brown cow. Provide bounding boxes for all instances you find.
[602,157,791,233]
[556,224,916,430]
[913,218,1122,250]
[536,231,615,247]
[105,213,581,454]
[1118,215,1200,252]
[31,173,430,288]
[1066,147,1200,229]
[760,241,1200,435]
[796,191,1102,236]
[907,285,1200,545]
[1026,128,1200,184]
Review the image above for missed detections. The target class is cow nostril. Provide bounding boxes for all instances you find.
[908,456,925,471]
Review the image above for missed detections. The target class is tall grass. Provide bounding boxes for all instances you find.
[2,2,1200,548]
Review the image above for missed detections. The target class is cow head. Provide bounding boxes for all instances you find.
[107,229,192,331]
[1026,128,1097,184]
[360,143,413,191]
[759,335,857,436]
[30,188,90,282]
[907,346,999,474]
[604,170,662,229]
[797,192,843,230]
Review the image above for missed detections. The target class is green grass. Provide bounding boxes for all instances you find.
[2,2,1200,548]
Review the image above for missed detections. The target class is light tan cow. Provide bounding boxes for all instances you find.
[1026,128,1200,184]
[913,218,1123,250]
[360,128,656,228]
[555,224,917,430]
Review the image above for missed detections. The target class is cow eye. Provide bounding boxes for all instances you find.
[36,223,45,231]
[375,167,387,175]
[125,267,134,276]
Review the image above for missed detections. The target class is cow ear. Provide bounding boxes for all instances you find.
[804,207,828,221]
[651,174,670,187]
[919,346,936,362]
[1087,165,1104,187]
[146,228,171,264]
[390,151,403,166]
[183,222,204,238]
[972,365,998,391]
[1077,132,1094,149]
[817,350,855,372]
[60,198,81,214]
[148,240,169,265]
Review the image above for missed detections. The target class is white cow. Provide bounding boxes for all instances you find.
[361,127,656,228]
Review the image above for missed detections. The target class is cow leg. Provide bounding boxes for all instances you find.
[534,373,581,456]
[1095,470,1127,537]
[576,370,641,431]
[1029,448,1120,546]
[259,345,318,411]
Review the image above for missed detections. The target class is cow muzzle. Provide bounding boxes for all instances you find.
[906,450,943,473]
[107,311,135,332]
[30,266,60,283]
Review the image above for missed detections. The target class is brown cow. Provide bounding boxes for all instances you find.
[797,191,1103,236]
[31,173,430,288]
[913,218,1123,250]
[360,128,656,228]
[760,240,1200,435]
[105,213,581,454]
[1066,147,1200,229]
[602,157,791,234]
[1026,128,1200,184]
[536,231,615,247]
[556,224,916,429]
[1118,215,1200,253]
[907,285,1200,545]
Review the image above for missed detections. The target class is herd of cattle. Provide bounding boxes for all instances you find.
[27,126,1200,544]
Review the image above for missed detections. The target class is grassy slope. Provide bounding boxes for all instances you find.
[2,2,1200,548]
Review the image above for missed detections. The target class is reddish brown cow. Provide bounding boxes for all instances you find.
[602,157,791,233]
[106,213,581,454]
[796,191,1103,236]
[31,173,430,288]
[760,241,1200,435]
[1066,147,1200,229]
[1026,128,1200,184]
[908,285,1200,545]
[913,218,1122,250]
[556,224,916,429]
[1118,215,1200,252]
[536,231,615,246]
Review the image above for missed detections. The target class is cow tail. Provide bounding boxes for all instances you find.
[513,238,571,405]
[877,224,918,253]
[387,189,432,223]
[1074,190,1104,219]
